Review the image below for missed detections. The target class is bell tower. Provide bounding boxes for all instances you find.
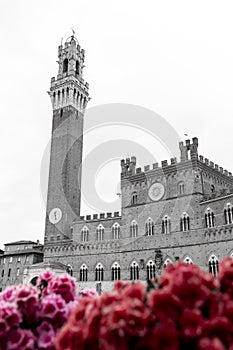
[44,34,89,243]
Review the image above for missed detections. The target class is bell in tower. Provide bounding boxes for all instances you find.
[44,34,90,244]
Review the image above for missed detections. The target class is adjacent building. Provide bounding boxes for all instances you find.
[0,240,43,290]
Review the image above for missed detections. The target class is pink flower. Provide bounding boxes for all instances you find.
[37,322,56,350]
[219,257,233,296]
[198,337,226,350]
[7,328,35,350]
[179,309,203,339]
[159,262,217,309]
[147,290,182,322]
[78,288,98,298]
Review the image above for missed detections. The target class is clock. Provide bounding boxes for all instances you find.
[148,182,165,201]
[49,208,62,224]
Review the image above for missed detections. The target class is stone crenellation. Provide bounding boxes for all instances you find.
[79,212,121,222]
[121,137,232,182]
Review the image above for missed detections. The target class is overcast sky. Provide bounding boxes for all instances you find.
[0,0,233,249]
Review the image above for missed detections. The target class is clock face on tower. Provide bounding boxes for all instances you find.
[148,182,165,201]
[49,208,62,224]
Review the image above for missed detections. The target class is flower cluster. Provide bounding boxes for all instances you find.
[56,258,233,350]
[0,269,97,350]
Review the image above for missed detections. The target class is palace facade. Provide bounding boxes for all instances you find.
[27,35,233,292]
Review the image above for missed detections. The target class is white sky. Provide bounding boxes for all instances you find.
[0,0,233,249]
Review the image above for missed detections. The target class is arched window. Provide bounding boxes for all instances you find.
[224,203,233,225]
[183,256,193,264]
[112,223,120,240]
[111,262,121,281]
[208,255,218,276]
[131,192,138,205]
[146,260,156,280]
[130,220,138,238]
[205,208,215,228]
[66,264,73,276]
[130,261,139,280]
[211,184,215,193]
[163,258,172,268]
[81,226,89,242]
[96,224,104,241]
[63,58,68,73]
[75,60,80,75]
[178,182,185,195]
[180,213,190,232]
[146,218,154,236]
[80,264,88,282]
[95,263,104,281]
[162,215,171,234]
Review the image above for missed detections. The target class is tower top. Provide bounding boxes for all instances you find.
[48,33,89,112]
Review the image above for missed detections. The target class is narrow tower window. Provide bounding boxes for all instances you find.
[63,58,68,73]
[75,61,80,75]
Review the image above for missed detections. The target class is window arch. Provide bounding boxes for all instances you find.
[130,220,138,238]
[163,258,172,268]
[208,255,218,276]
[95,263,104,281]
[205,207,215,228]
[183,256,193,264]
[178,181,185,195]
[111,262,121,281]
[112,223,120,240]
[224,203,233,225]
[96,224,104,241]
[130,261,139,280]
[131,192,138,205]
[180,213,190,232]
[162,215,171,234]
[80,264,88,282]
[146,260,156,280]
[63,58,68,73]
[146,218,154,236]
[81,226,89,242]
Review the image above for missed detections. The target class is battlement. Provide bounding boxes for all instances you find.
[79,212,121,222]
[121,137,233,181]
[58,37,85,59]
[199,155,233,178]
[121,156,136,177]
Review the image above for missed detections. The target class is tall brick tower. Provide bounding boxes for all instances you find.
[44,34,89,243]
